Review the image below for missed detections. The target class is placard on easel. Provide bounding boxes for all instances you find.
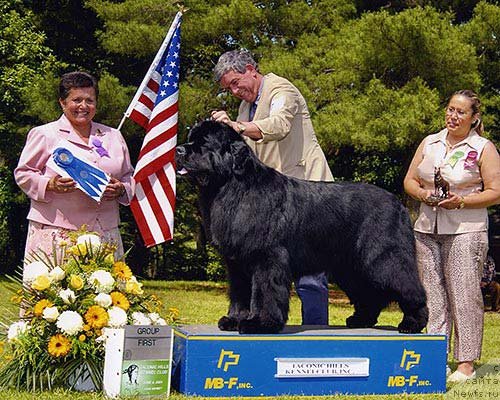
[103,325,173,398]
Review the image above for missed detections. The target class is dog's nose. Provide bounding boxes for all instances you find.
[176,146,186,164]
[175,146,188,175]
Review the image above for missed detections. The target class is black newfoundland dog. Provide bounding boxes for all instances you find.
[176,120,428,334]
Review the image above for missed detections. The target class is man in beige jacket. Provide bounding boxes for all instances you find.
[211,49,333,325]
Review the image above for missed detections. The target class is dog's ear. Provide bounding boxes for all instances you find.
[231,141,252,175]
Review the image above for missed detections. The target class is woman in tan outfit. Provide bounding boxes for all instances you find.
[404,90,500,383]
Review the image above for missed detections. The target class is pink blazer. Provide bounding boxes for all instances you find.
[14,115,134,231]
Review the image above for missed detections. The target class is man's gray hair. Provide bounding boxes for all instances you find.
[213,49,258,82]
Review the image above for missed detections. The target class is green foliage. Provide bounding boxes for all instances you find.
[28,0,104,73]
[315,78,442,153]
[0,0,61,157]
[0,2,57,116]
[0,1,61,274]
[88,0,178,59]
[463,1,500,144]
[204,245,225,282]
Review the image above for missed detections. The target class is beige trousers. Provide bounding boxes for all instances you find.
[415,231,488,361]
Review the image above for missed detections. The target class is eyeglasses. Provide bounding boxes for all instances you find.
[445,106,471,119]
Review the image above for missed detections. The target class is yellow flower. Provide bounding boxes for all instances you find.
[113,261,133,280]
[10,295,22,304]
[32,275,51,291]
[110,291,130,311]
[168,307,180,319]
[34,299,53,317]
[104,253,115,264]
[70,243,87,256]
[48,334,71,357]
[78,334,86,342]
[69,274,84,290]
[125,279,144,295]
[84,305,109,329]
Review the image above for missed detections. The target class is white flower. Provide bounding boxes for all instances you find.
[95,333,106,344]
[132,311,151,325]
[59,288,76,304]
[108,306,128,328]
[56,311,84,335]
[89,270,115,293]
[155,318,167,326]
[23,261,49,283]
[49,266,66,282]
[7,321,29,342]
[42,306,59,322]
[94,293,112,308]
[76,233,101,249]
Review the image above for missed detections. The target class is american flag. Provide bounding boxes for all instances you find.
[125,13,181,247]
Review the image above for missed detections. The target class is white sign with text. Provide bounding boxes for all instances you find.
[274,357,370,378]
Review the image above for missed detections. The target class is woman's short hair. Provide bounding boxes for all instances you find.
[59,71,99,100]
[213,49,258,82]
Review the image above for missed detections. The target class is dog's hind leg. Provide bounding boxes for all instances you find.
[396,287,429,333]
[238,248,292,334]
[346,297,386,329]
[371,249,428,333]
[218,260,252,331]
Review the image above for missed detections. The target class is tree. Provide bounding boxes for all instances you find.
[0,0,61,272]
[27,0,106,74]
[463,1,500,143]
[354,0,482,23]
[4,0,497,277]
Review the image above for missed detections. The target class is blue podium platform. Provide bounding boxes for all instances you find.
[172,325,447,397]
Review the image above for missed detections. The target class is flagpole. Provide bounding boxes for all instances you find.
[117,11,183,131]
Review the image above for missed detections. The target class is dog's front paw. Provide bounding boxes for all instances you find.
[218,316,238,331]
[238,316,283,334]
[238,316,263,334]
[346,314,375,329]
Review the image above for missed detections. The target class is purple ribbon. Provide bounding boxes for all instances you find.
[464,150,478,170]
[92,137,110,158]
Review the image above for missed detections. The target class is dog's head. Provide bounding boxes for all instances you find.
[176,120,255,186]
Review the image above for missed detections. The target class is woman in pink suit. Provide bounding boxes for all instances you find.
[15,71,134,260]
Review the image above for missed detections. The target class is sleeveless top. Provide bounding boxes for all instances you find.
[414,128,489,234]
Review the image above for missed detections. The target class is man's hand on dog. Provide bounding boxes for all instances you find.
[211,110,263,140]
[211,110,235,128]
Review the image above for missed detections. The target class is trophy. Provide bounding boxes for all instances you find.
[426,167,450,206]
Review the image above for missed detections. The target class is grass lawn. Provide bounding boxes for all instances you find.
[0,278,499,399]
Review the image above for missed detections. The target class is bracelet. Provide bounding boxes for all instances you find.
[457,196,465,210]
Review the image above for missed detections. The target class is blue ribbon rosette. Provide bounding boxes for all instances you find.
[53,147,109,201]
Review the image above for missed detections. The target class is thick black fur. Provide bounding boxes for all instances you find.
[176,120,428,334]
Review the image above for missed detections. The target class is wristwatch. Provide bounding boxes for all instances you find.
[236,122,246,135]
[457,196,465,209]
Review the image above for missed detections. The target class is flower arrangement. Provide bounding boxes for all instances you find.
[0,230,178,391]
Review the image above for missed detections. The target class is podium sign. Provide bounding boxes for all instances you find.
[103,325,173,398]
[172,325,447,397]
